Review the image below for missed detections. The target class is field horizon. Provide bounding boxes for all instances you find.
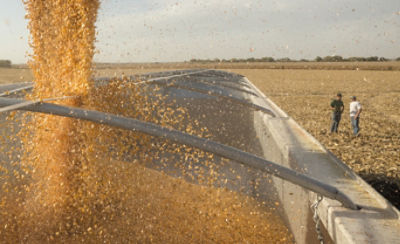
[7,60,400,71]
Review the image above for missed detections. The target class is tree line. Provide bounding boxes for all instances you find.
[0,60,12,67]
[190,56,400,63]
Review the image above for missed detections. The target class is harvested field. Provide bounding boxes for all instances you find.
[94,61,400,71]
[0,68,173,84]
[234,69,400,209]
[0,68,33,84]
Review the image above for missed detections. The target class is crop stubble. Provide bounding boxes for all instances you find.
[235,69,400,209]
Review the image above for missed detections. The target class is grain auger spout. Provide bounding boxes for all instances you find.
[0,96,359,210]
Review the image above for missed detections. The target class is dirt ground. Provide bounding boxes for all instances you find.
[0,68,33,83]
[1,66,399,209]
[233,69,400,209]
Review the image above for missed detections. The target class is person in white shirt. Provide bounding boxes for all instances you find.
[349,96,362,135]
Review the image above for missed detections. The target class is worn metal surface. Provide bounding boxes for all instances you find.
[0,96,357,209]
[1,69,399,244]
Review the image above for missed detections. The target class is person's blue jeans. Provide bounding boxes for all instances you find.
[350,116,360,135]
[330,112,341,133]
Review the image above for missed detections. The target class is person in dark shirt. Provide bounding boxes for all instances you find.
[330,93,344,133]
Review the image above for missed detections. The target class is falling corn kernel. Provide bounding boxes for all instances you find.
[0,0,293,243]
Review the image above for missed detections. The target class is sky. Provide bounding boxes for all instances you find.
[0,0,399,63]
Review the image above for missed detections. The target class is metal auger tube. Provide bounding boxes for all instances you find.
[0,97,359,210]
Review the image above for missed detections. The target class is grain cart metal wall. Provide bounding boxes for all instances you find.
[1,69,399,243]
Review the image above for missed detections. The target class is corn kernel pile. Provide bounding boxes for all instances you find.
[0,0,293,242]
